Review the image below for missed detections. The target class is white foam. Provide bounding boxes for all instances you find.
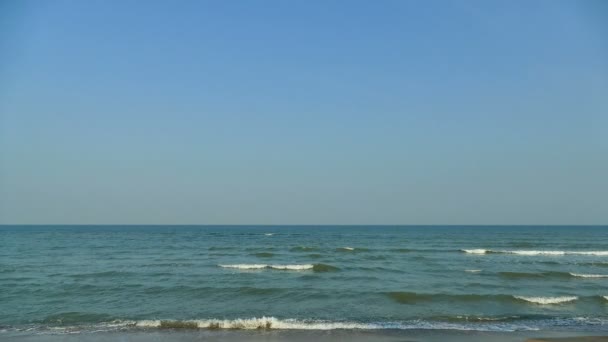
[603,296,608,301]
[514,296,578,304]
[571,251,608,256]
[507,250,565,256]
[264,233,274,236]
[218,264,314,271]
[462,249,608,256]
[218,264,267,270]
[465,269,482,273]
[341,247,355,251]
[134,320,161,327]
[461,249,488,254]
[570,273,608,278]
[128,317,530,331]
[269,264,314,270]
[133,317,375,330]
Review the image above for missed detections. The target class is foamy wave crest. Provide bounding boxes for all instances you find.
[513,296,578,304]
[506,251,566,256]
[603,296,608,301]
[134,317,378,330]
[218,264,268,270]
[219,264,337,272]
[339,247,355,251]
[461,249,608,256]
[219,264,313,270]
[461,249,488,254]
[269,265,314,270]
[570,273,608,278]
[129,317,532,331]
[465,269,482,273]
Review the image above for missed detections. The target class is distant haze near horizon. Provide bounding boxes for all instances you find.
[1,1,607,225]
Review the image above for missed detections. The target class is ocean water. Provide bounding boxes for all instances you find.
[1,226,608,337]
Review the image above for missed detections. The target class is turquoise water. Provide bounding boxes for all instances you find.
[1,226,608,336]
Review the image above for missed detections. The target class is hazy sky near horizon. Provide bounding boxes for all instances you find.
[1,1,607,225]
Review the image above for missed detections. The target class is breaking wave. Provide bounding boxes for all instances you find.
[218,264,338,272]
[513,296,578,304]
[387,292,581,305]
[252,252,275,258]
[26,317,548,332]
[569,273,608,278]
[461,249,489,254]
[461,249,608,256]
[498,271,572,279]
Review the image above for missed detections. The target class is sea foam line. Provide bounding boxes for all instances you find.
[135,317,373,330]
[461,249,608,256]
[513,296,578,304]
[128,317,534,332]
[570,273,608,278]
[219,264,314,270]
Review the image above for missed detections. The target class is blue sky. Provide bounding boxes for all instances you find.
[1,0,607,224]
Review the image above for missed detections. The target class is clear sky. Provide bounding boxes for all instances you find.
[0,0,607,225]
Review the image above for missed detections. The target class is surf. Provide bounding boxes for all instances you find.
[461,249,608,256]
[513,296,578,304]
[218,264,338,272]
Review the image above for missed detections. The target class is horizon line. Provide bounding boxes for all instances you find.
[0,224,606,227]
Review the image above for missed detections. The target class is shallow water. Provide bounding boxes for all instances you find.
[1,226,608,336]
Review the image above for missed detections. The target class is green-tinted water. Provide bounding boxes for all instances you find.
[1,226,608,336]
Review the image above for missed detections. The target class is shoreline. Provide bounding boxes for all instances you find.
[5,329,608,342]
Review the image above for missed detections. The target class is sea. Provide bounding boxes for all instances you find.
[1,225,608,339]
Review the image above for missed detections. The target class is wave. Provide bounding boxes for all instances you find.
[498,271,572,279]
[363,255,388,260]
[461,249,488,254]
[390,248,413,253]
[307,253,323,259]
[465,269,482,273]
[68,271,135,279]
[431,315,525,323]
[73,317,539,332]
[20,315,608,334]
[386,292,511,304]
[218,264,338,272]
[136,317,375,330]
[569,273,608,278]
[576,262,608,268]
[387,292,581,305]
[42,312,115,324]
[252,252,275,258]
[290,246,319,252]
[208,246,235,251]
[219,264,268,270]
[461,249,608,256]
[513,296,578,304]
[336,247,369,252]
[270,265,315,271]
